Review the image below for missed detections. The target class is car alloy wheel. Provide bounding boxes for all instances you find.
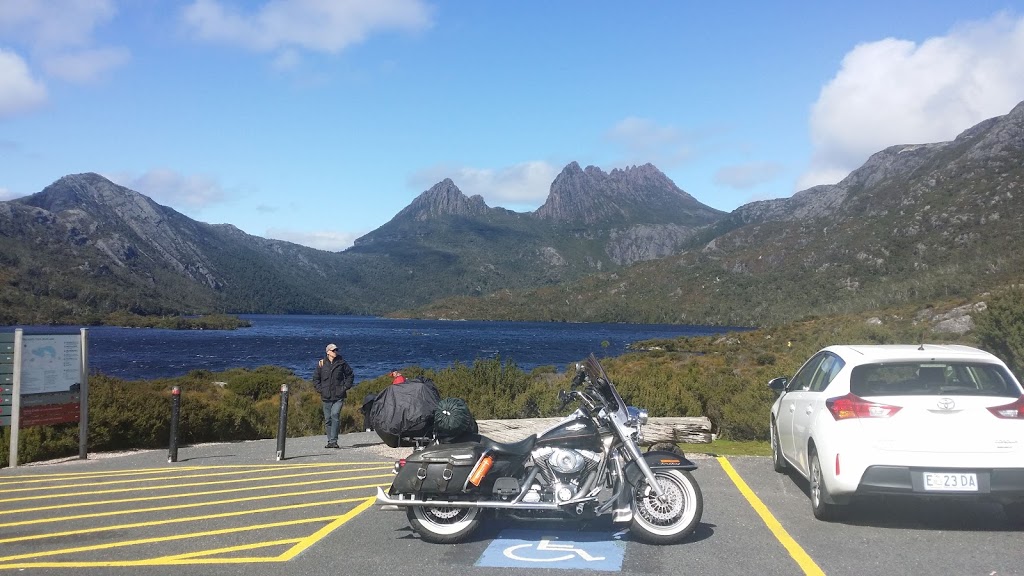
[809,449,843,521]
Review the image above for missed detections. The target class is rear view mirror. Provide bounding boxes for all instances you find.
[768,377,788,393]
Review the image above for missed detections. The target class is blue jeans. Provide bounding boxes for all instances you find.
[322,399,343,444]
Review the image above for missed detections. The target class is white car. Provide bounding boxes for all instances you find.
[768,344,1024,521]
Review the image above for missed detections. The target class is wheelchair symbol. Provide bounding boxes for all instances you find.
[503,537,606,562]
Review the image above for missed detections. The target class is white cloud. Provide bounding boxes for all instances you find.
[714,162,785,189]
[0,48,47,118]
[0,0,127,86]
[605,117,694,168]
[265,228,360,252]
[0,187,18,201]
[182,0,433,55]
[42,46,130,83]
[108,169,228,210]
[800,13,1024,190]
[409,161,559,209]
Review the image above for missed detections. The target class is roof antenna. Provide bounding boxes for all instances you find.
[918,332,925,351]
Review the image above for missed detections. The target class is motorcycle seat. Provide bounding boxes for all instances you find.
[480,434,537,457]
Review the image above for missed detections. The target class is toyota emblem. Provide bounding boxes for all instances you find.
[936,397,955,410]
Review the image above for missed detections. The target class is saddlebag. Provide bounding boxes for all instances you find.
[389,442,485,496]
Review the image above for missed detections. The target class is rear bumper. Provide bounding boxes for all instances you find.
[857,466,1024,501]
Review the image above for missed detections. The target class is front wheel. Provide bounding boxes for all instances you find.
[630,469,703,544]
[406,504,482,544]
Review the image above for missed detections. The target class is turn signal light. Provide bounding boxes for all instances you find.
[987,396,1024,419]
[468,455,494,486]
[826,393,902,420]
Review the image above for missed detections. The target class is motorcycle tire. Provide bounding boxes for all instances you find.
[630,469,703,545]
[406,504,482,544]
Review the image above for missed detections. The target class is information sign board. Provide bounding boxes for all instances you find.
[20,334,82,395]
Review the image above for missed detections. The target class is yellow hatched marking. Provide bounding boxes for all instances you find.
[0,514,339,563]
[0,463,383,493]
[2,472,392,516]
[0,477,389,532]
[0,497,377,569]
[0,465,391,503]
[0,494,379,544]
[718,457,826,576]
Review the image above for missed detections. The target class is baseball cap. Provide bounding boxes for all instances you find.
[326,343,338,352]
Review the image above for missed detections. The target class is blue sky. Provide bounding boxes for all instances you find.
[2,1,1023,251]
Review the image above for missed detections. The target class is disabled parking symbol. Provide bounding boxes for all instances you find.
[477,529,624,571]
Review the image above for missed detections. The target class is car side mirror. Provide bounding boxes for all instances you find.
[768,377,788,393]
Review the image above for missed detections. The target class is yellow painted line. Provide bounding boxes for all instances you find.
[0,459,391,481]
[152,537,303,561]
[277,496,377,562]
[0,482,390,535]
[0,465,392,503]
[2,472,393,516]
[0,496,378,569]
[0,494,379,544]
[0,463,380,493]
[717,457,825,576]
[0,514,340,563]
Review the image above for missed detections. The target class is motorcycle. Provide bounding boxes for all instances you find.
[375,353,704,544]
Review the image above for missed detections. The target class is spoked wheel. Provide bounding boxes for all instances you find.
[630,469,703,544]
[406,504,482,544]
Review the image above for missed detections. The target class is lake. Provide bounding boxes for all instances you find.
[3,315,741,382]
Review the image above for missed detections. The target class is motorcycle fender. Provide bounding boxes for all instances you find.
[623,450,698,486]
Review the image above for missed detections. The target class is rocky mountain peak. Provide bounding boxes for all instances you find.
[534,162,721,225]
[394,178,490,222]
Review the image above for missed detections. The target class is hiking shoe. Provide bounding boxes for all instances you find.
[325,442,340,449]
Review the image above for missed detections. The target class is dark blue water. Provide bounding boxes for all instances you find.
[3,315,738,382]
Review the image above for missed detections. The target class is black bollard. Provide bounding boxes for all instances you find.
[276,383,289,461]
[168,385,181,463]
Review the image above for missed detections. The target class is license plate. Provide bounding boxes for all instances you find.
[922,472,978,492]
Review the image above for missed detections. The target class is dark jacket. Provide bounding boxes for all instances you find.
[313,355,354,402]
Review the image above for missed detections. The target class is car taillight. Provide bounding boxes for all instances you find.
[826,393,902,420]
[987,396,1024,419]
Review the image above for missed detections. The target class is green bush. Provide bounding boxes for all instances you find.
[975,288,1024,376]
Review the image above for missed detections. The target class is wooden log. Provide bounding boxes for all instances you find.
[476,416,712,445]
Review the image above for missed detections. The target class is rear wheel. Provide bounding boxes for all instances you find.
[809,449,844,521]
[630,469,703,544]
[406,504,482,544]
[771,421,786,473]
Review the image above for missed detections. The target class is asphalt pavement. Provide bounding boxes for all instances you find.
[1,434,1021,576]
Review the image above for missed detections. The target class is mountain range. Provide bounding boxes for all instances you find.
[2,99,1022,326]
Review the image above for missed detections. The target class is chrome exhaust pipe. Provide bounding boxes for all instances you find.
[375,487,563,510]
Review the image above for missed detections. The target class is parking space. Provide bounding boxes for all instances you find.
[1,440,1020,575]
[0,461,392,569]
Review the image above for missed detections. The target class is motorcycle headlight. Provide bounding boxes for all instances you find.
[627,406,648,426]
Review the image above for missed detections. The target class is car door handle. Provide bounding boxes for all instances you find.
[788,404,795,413]
[804,406,813,415]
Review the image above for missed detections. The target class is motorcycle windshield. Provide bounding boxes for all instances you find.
[584,354,629,422]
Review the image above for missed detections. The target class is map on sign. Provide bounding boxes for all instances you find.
[21,335,81,395]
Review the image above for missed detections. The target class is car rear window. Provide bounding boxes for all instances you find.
[850,362,1021,397]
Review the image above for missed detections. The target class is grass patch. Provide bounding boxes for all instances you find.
[689,439,770,457]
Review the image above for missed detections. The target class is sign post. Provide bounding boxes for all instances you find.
[3,330,88,468]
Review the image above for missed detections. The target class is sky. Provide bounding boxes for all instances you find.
[1,1,1023,252]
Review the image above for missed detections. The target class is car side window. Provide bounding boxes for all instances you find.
[809,354,845,392]
[788,353,826,392]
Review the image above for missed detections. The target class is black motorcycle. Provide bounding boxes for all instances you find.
[376,354,704,544]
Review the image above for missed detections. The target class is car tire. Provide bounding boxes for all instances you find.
[771,421,786,473]
[809,448,844,521]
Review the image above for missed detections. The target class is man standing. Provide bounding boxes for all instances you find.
[313,343,354,449]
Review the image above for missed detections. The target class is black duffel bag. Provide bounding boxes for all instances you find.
[369,377,441,448]
[433,397,479,444]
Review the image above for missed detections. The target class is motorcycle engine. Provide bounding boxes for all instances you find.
[548,448,587,474]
